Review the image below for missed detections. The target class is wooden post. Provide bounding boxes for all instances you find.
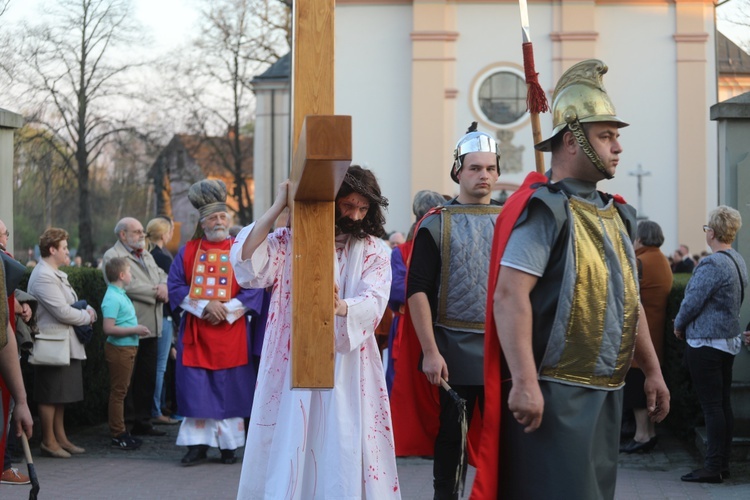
[289,1,351,388]
[290,116,351,388]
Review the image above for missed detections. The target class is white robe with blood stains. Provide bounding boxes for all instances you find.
[231,225,400,500]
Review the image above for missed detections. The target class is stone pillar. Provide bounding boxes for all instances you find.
[0,108,23,254]
[551,0,598,76]
[710,92,750,445]
[674,1,711,256]
[411,0,458,198]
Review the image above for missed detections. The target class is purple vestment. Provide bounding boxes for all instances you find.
[168,244,267,419]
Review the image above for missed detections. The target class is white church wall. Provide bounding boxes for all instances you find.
[253,83,290,218]
[455,3,554,192]
[336,4,413,234]
[333,1,717,251]
[597,4,682,250]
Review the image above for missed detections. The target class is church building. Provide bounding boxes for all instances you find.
[254,0,737,253]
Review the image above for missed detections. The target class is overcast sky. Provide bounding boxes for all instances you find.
[2,0,199,52]
[3,0,747,51]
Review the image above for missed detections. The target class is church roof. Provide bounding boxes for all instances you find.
[176,134,254,177]
[718,31,750,76]
[149,133,254,179]
[253,53,291,82]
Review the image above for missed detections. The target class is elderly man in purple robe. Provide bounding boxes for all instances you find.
[168,179,267,466]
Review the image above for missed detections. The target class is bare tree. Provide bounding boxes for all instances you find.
[0,1,17,82]
[15,0,145,262]
[165,0,290,225]
[719,0,750,49]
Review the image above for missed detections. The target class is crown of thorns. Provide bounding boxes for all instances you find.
[343,172,389,209]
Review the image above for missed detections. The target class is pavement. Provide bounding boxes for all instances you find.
[2,422,750,499]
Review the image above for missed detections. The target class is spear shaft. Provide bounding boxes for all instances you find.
[518,0,549,174]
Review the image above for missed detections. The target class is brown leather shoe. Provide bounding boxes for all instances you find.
[152,415,179,425]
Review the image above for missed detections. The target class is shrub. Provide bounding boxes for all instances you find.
[661,273,702,438]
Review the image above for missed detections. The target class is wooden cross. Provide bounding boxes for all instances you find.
[289,1,351,388]
[628,164,651,218]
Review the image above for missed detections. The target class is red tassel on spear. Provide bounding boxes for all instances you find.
[519,0,549,173]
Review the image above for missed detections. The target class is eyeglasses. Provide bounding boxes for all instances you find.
[129,229,145,235]
[1,231,8,237]
[702,225,712,233]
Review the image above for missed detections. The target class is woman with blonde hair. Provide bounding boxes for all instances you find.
[146,216,179,425]
[28,228,97,458]
[675,206,748,483]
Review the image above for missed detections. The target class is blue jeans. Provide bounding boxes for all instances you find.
[685,345,735,473]
[152,317,172,417]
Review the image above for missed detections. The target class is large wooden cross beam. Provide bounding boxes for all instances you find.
[289,0,351,388]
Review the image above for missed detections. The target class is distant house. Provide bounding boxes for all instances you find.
[149,133,254,245]
[718,32,750,101]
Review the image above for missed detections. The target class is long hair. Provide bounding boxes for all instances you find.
[145,216,173,251]
[336,165,388,239]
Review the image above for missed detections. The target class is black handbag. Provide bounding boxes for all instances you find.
[71,300,94,344]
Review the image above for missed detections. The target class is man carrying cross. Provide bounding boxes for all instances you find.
[231,165,400,499]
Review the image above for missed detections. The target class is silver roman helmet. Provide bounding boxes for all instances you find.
[450,122,501,183]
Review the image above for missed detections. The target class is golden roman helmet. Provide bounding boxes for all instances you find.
[534,59,628,178]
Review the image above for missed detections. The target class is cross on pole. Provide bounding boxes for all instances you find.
[628,163,651,217]
[288,0,352,388]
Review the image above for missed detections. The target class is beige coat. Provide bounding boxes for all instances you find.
[27,259,90,360]
[102,240,166,338]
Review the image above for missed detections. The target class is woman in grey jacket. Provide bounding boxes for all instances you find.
[28,228,97,458]
[674,206,748,483]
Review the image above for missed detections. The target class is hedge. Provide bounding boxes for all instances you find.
[660,273,702,438]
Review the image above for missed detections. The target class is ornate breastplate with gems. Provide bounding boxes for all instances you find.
[189,244,234,300]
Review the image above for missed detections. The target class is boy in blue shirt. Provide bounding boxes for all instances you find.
[101,257,150,450]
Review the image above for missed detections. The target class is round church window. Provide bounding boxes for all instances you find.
[476,70,527,126]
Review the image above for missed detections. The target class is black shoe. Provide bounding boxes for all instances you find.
[131,424,166,437]
[220,448,237,464]
[181,445,208,466]
[681,468,723,483]
[619,436,658,454]
[111,432,140,450]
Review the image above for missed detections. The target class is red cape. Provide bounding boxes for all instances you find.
[1,250,17,460]
[389,208,484,463]
[470,172,548,500]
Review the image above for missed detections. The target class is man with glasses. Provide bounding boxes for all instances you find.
[103,218,168,438]
[672,243,695,273]
[0,218,33,485]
